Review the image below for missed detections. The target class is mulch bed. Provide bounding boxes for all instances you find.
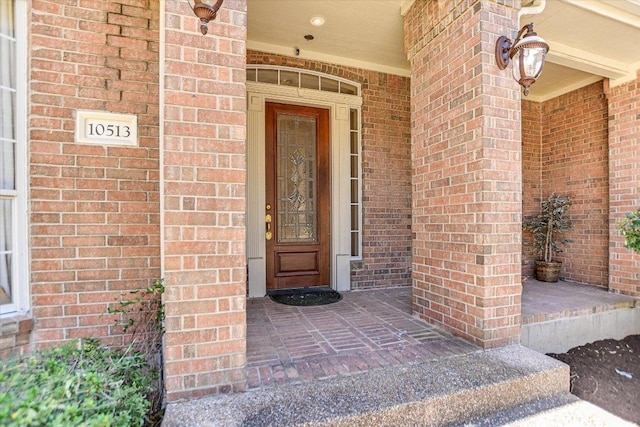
[548,334,640,424]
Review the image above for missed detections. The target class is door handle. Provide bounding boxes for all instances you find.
[265,213,272,240]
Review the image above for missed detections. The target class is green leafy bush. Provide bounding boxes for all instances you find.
[617,208,640,253]
[0,338,157,427]
[107,278,165,425]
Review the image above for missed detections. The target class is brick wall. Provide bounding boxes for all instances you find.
[405,0,522,348]
[246,51,412,289]
[522,83,609,286]
[606,71,640,296]
[162,0,248,401]
[29,0,161,347]
[521,101,542,277]
[0,317,33,358]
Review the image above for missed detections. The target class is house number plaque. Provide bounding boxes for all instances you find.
[75,110,138,146]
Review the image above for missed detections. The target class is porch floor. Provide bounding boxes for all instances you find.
[246,286,479,390]
[522,278,638,324]
[246,280,639,390]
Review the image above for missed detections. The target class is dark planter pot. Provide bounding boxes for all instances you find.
[535,260,562,282]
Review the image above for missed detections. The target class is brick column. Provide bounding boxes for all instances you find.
[404,0,522,348]
[607,71,640,297]
[162,0,247,401]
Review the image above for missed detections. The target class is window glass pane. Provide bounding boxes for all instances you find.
[1,2,16,193]
[350,132,358,155]
[350,179,358,203]
[0,89,15,143]
[351,205,359,229]
[0,140,15,190]
[350,155,358,179]
[279,70,299,87]
[246,68,256,82]
[0,198,13,304]
[300,73,319,90]
[320,77,339,93]
[351,232,359,258]
[350,109,358,131]
[0,36,16,90]
[0,0,15,37]
[340,82,357,95]
[257,69,278,84]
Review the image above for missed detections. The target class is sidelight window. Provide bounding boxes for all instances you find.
[0,0,28,315]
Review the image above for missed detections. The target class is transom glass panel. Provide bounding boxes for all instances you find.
[277,114,317,243]
[247,66,361,96]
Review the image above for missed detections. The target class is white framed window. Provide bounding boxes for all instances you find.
[349,108,362,259]
[1,0,28,315]
[247,66,361,96]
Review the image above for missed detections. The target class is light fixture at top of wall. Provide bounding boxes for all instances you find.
[188,0,224,35]
[495,23,549,96]
[310,16,325,26]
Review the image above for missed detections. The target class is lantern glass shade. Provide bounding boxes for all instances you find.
[510,35,548,83]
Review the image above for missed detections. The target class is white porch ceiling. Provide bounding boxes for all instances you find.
[247,0,640,102]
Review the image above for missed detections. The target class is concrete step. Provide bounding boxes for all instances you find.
[458,393,636,426]
[163,345,570,426]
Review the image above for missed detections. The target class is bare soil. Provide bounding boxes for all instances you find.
[548,334,640,424]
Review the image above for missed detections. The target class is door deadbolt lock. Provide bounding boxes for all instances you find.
[265,214,272,240]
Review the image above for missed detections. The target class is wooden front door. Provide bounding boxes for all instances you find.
[265,103,330,291]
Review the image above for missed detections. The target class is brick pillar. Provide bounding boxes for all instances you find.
[607,71,640,297]
[404,0,522,348]
[162,0,247,401]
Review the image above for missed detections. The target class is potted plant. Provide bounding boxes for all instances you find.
[523,193,573,282]
[617,208,640,253]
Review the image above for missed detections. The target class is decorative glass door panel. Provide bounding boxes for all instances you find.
[277,115,317,244]
[265,103,329,291]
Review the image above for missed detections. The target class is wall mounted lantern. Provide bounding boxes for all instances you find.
[189,0,224,35]
[495,23,549,96]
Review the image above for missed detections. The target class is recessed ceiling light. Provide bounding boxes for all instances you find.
[310,16,325,26]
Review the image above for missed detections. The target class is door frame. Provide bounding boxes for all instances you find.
[247,78,362,297]
[265,102,330,290]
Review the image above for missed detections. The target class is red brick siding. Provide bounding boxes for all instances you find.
[162,0,247,401]
[523,83,609,286]
[246,51,412,289]
[405,0,522,349]
[606,71,640,296]
[521,101,542,277]
[0,317,33,359]
[29,0,160,348]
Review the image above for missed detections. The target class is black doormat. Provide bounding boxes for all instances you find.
[268,287,342,306]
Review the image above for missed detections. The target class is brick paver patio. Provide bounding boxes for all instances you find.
[246,287,480,390]
[246,281,639,390]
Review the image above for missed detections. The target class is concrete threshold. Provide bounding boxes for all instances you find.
[162,345,569,427]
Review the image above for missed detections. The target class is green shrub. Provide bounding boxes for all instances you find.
[617,208,640,253]
[0,338,157,427]
[107,278,165,425]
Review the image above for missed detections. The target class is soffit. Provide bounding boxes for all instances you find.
[247,0,640,102]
